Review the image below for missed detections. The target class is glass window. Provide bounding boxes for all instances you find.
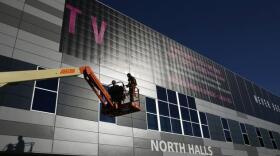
[169,104,179,118]
[240,123,250,145]
[178,93,188,107]
[202,125,210,138]
[268,131,278,149]
[221,118,232,142]
[259,138,264,147]
[269,131,274,139]
[36,78,58,91]
[167,89,177,104]
[224,130,232,142]
[154,86,203,138]
[171,119,182,134]
[200,112,210,139]
[181,107,190,121]
[192,123,202,137]
[243,134,250,145]
[158,101,169,116]
[256,127,264,147]
[190,109,199,123]
[32,89,56,113]
[221,118,229,130]
[146,97,156,113]
[31,67,59,114]
[183,121,193,136]
[146,97,158,130]
[187,96,196,109]
[36,67,58,91]
[147,113,158,130]
[156,86,167,101]
[256,128,261,136]
[240,123,246,133]
[199,112,207,125]
[160,116,171,132]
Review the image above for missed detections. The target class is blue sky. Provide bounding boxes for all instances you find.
[100,0,280,96]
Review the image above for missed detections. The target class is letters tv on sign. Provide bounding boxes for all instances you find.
[60,0,108,65]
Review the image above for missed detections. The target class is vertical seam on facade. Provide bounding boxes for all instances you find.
[11,1,26,58]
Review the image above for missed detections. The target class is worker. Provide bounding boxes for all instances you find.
[126,73,137,102]
[15,136,25,153]
[108,80,124,109]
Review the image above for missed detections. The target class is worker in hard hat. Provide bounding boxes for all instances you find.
[126,73,137,102]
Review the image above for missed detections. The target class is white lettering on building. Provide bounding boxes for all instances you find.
[253,95,280,113]
[159,140,167,152]
[151,140,213,156]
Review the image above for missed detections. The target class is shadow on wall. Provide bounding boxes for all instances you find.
[2,136,35,153]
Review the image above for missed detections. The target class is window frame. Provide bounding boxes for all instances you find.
[154,86,204,139]
[255,127,264,147]
[199,112,211,139]
[156,87,182,134]
[30,66,59,114]
[221,118,232,142]
[146,97,159,130]
[239,123,250,145]
[268,130,278,149]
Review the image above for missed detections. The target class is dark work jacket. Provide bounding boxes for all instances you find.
[15,140,25,153]
[128,76,137,87]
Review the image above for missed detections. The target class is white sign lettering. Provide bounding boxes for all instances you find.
[151,140,213,156]
[253,95,280,113]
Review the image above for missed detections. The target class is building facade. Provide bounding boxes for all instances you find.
[0,0,279,155]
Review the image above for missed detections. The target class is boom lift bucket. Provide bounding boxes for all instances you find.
[81,67,141,116]
[102,81,141,116]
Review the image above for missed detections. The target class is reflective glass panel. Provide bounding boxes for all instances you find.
[181,107,190,121]
[192,123,202,137]
[183,121,193,136]
[167,89,177,104]
[187,96,196,109]
[156,86,167,101]
[199,112,207,125]
[224,130,232,142]
[221,118,229,130]
[160,116,171,132]
[146,97,156,113]
[190,109,199,123]
[158,101,169,116]
[169,104,179,118]
[202,125,210,138]
[147,113,158,130]
[32,89,56,113]
[178,93,188,107]
[171,119,182,134]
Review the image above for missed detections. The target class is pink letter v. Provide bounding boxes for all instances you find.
[91,16,107,44]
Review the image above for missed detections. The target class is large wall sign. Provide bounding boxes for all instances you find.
[60,0,280,125]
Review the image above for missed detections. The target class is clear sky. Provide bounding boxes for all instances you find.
[100,0,280,96]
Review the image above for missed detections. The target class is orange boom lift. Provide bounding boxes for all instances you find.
[0,66,141,116]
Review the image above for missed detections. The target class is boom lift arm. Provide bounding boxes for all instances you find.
[0,66,140,116]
